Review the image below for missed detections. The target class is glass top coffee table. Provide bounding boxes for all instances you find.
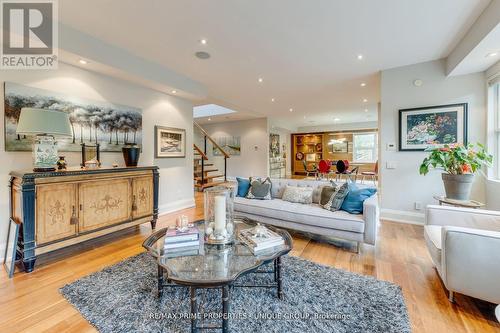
[143,216,292,333]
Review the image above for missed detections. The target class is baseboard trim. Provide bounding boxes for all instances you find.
[158,198,196,216]
[380,209,425,225]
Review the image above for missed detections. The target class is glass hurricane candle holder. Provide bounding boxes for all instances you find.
[204,186,234,244]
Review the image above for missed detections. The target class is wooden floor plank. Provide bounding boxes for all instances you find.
[1,192,498,332]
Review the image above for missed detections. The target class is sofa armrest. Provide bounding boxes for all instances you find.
[425,205,500,232]
[441,226,500,304]
[363,193,379,245]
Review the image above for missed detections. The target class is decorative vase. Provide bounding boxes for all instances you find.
[122,143,141,167]
[442,173,474,200]
[204,186,234,245]
[56,156,67,170]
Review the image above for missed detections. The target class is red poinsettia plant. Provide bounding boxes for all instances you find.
[419,143,492,175]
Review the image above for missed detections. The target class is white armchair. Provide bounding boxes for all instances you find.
[424,205,500,304]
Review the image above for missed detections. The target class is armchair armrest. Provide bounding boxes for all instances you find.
[441,226,500,304]
[363,193,379,245]
[425,205,500,232]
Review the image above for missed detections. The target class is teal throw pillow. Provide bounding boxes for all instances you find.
[236,177,251,197]
[341,183,377,214]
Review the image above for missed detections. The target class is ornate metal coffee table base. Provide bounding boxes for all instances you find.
[157,256,284,333]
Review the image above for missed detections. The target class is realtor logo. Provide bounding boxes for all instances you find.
[1,0,58,69]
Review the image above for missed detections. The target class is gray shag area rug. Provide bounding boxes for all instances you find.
[60,253,410,333]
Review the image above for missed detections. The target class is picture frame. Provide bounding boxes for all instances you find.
[305,153,316,162]
[399,103,468,151]
[3,219,20,278]
[154,126,186,158]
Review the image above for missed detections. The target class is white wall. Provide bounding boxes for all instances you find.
[202,118,269,178]
[380,59,487,223]
[0,62,195,257]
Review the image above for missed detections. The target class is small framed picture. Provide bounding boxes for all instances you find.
[399,103,468,151]
[155,126,186,158]
[305,153,316,162]
[3,219,20,278]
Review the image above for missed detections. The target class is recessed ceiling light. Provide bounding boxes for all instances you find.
[289,108,293,112]
[208,118,211,121]
[271,98,275,102]
[486,52,498,58]
[171,90,177,94]
[303,115,307,119]
[195,51,210,59]
[360,83,366,87]
[334,118,340,121]
[364,109,368,112]
[200,39,207,45]
[79,59,88,65]
[258,78,263,83]
[357,54,363,60]
[363,98,368,103]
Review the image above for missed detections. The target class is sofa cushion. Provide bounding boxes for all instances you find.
[341,183,377,214]
[236,177,251,197]
[424,225,442,269]
[246,177,272,200]
[324,183,349,212]
[282,186,313,204]
[320,186,337,206]
[269,178,333,203]
[234,197,365,233]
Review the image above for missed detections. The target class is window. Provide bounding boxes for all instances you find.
[353,132,378,163]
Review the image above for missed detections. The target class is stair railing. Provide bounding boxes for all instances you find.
[194,122,230,183]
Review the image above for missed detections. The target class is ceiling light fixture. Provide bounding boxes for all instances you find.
[258,78,263,83]
[334,118,340,121]
[200,39,207,45]
[360,83,366,87]
[195,51,211,59]
[364,109,368,112]
[79,59,88,65]
[303,115,306,119]
[289,108,293,112]
[363,98,368,103]
[271,98,275,102]
[208,118,211,121]
[486,52,498,58]
[357,54,363,60]
[171,90,177,94]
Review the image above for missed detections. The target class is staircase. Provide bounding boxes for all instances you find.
[193,122,230,191]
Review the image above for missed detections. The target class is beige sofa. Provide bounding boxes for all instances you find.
[425,205,500,304]
[233,178,379,251]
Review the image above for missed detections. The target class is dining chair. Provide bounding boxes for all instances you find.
[302,160,318,179]
[318,159,331,180]
[361,161,378,185]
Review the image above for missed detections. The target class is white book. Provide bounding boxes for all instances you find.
[164,239,200,249]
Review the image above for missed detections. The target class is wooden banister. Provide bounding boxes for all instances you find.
[193,144,208,160]
[194,122,230,158]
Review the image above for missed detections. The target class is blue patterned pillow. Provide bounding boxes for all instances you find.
[341,183,377,214]
[236,177,251,197]
[323,182,349,211]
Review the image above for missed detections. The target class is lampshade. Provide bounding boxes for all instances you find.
[16,108,72,137]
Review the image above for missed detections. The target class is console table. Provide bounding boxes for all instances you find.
[9,166,159,272]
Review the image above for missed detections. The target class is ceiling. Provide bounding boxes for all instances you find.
[58,0,491,128]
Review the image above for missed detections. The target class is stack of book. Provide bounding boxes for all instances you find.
[239,227,284,254]
[164,227,200,255]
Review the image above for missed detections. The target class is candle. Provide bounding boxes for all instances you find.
[214,195,226,235]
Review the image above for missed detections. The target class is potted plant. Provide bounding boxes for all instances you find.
[419,143,492,200]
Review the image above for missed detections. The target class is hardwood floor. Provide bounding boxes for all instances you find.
[1,192,498,333]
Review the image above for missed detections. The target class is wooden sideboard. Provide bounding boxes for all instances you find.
[9,166,159,272]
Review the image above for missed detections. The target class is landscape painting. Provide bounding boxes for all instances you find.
[214,136,241,156]
[399,103,467,151]
[4,82,142,152]
[155,126,186,158]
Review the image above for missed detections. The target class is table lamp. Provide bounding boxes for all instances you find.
[16,108,72,172]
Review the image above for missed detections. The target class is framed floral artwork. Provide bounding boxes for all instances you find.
[399,103,468,151]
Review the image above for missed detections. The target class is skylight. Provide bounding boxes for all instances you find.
[193,104,236,118]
